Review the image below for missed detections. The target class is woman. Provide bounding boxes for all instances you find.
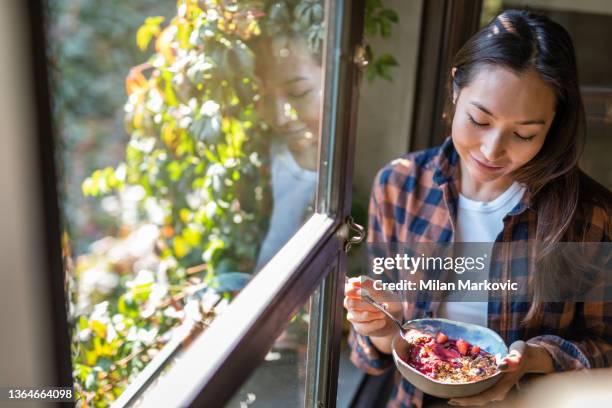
[345,10,611,407]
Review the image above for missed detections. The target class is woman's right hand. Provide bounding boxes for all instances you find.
[344,277,402,352]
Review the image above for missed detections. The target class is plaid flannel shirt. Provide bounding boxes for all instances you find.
[349,136,612,408]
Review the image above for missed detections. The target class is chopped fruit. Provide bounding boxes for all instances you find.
[402,330,498,383]
[436,332,449,344]
[456,338,470,356]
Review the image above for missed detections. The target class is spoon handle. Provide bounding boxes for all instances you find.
[362,293,404,332]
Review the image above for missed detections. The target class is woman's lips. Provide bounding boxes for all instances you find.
[471,155,504,172]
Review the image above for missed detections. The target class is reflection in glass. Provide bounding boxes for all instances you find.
[48,0,325,405]
[253,33,324,269]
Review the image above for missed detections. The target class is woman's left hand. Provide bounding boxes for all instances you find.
[448,340,527,406]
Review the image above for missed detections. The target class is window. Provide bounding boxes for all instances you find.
[43,0,365,406]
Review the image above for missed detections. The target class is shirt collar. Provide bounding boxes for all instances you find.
[432,136,461,186]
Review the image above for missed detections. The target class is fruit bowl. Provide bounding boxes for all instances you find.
[392,318,508,399]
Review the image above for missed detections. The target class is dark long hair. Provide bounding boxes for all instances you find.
[444,10,610,322]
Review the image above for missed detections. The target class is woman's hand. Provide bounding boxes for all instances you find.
[449,340,555,406]
[344,276,402,353]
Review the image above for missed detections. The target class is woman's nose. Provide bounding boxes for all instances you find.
[273,99,296,129]
[480,131,506,162]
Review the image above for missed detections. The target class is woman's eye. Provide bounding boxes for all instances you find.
[467,114,488,128]
[514,133,536,142]
[287,89,312,98]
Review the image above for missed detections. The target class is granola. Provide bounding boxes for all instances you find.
[402,331,498,383]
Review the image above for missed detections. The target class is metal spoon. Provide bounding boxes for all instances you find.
[361,292,411,339]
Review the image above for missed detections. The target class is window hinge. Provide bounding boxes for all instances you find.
[341,216,365,253]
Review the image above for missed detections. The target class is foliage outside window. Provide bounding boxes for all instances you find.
[49,0,397,406]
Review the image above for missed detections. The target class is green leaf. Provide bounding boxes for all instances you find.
[203,238,225,263]
[167,161,183,181]
[190,116,222,144]
[379,9,399,23]
[84,372,97,390]
[79,315,89,331]
[182,226,202,246]
[117,295,139,319]
[136,16,165,51]
[377,54,399,66]
[96,357,113,372]
[173,236,191,258]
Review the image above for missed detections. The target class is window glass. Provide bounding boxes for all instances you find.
[225,300,311,408]
[47,0,326,404]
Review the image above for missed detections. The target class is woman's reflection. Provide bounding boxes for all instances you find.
[253,35,323,269]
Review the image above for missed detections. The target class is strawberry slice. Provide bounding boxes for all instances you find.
[471,345,481,355]
[456,338,470,355]
[435,332,449,344]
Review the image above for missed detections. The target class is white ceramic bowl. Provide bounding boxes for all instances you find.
[392,318,508,399]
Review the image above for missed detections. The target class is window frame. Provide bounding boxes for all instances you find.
[31,0,366,406]
[409,0,482,151]
[26,0,73,390]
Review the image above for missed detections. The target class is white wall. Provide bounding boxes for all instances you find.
[0,1,54,396]
[353,0,423,202]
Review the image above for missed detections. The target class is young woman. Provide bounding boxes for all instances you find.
[345,9,611,407]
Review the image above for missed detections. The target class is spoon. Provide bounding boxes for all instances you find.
[361,292,411,339]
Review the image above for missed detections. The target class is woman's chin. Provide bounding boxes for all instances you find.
[466,164,505,184]
[295,156,318,172]
[288,142,318,171]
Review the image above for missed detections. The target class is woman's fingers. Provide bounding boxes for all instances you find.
[449,370,521,406]
[346,309,385,323]
[501,351,522,369]
[351,319,386,335]
[343,297,381,312]
[344,278,363,297]
[500,340,526,372]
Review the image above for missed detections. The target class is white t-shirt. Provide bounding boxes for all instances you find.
[255,143,317,271]
[438,181,526,326]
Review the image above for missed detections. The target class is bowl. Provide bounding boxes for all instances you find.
[392,318,508,399]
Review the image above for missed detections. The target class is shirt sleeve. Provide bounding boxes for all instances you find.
[348,326,394,375]
[527,203,612,371]
[527,301,612,371]
[348,168,395,375]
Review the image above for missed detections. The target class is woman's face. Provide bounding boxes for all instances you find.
[255,38,322,171]
[452,65,556,188]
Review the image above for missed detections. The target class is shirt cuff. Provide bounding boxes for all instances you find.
[348,329,394,375]
[527,335,591,372]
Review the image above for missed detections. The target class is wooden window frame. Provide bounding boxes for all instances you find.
[410,0,483,151]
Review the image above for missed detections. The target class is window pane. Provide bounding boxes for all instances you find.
[47,0,327,405]
[225,299,312,408]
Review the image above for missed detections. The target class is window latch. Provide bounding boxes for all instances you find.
[353,44,370,70]
[342,216,365,253]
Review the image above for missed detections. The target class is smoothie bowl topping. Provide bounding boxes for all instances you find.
[402,330,498,383]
